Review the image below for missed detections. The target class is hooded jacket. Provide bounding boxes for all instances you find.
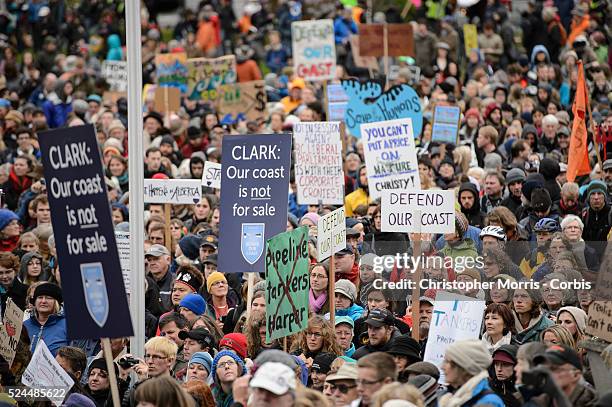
[24,310,69,356]
[19,251,48,284]
[42,80,73,128]
[512,311,554,345]
[344,165,369,217]
[488,345,521,407]
[530,45,551,67]
[332,303,365,322]
[106,34,123,61]
[459,182,486,229]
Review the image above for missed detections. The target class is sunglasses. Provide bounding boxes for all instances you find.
[329,383,357,394]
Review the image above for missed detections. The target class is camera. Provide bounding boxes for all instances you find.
[118,356,139,369]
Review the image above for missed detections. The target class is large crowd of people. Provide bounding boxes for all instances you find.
[0,0,611,406]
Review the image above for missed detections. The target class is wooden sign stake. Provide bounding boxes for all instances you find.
[102,338,121,407]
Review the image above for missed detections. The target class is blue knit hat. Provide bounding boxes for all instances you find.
[212,350,246,382]
[179,234,203,261]
[178,293,206,315]
[0,209,19,231]
[189,351,214,374]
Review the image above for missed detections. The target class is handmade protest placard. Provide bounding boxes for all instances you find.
[586,301,612,342]
[187,56,237,102]
[266,226,310,342]
[202,161,222,189]
[294,121,344,205]
[432,105,461,144]
[115,231,130,294]
[218,134,292,273]
[154,86,181,113]
[381,189,455,234]
[327,84,349,122]
[349,36,379,71]
[359,24,414,57]
[342,79,423,139]
[291,19,336,81]
[22,340,74,406]
[0,298,23,367]
[423,291,486,383]
[317,207,346,261]
[361,118,421,200]
[101,61,128,92]
[144,178,202,205]
[217,80,267,123]
[39,125,132,339]
[594,245,612,301]
[463,24,478,56]
[155,52,188,94]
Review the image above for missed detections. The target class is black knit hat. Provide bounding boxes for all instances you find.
[89,358,119,376]
[31,282,63,305]
[387,335,422,363]
[531,188,552,211]
[311,352,337,374]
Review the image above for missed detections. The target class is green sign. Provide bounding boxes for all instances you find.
[265,226,310,342]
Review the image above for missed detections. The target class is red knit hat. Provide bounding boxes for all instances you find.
[465,108,482,123]
[219,333,248,359]
[484,102,501,120]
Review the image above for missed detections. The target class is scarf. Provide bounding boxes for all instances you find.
[439,371,490,407]
[8,168,32,193]
[309,289,327,313]
[481,331,512,354]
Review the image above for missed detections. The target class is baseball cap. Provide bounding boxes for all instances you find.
[202,254,217,265]
[335,316,355,328]
[250,362,297,395]
[200,234,218,249]
[533,344,582,370]
[365,308,395,327]
[326,362,358,382]
[145,244,170,257]
[178,328,216,349]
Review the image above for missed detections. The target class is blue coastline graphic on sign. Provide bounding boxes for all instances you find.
[241,223,265,264]
[81,263,109,328]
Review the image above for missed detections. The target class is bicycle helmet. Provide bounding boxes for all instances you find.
[533,218,559,233]
[480,226,507,241]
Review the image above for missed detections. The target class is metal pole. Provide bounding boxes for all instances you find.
[126,0,145,358]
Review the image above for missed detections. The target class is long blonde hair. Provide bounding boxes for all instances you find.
[290,315,342,356]
[453,145,472,175]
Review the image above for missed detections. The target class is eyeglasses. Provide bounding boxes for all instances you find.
[144,354,167,361]
[307,331,322,338]
[356,378,383,387]
[310,273,327,280]
[211,281,227,287]
[217,360,237,369]
[330,383,357,394]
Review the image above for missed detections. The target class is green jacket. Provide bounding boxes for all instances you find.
[512,312,555,344]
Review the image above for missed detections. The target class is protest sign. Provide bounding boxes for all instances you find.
[155,52,188,94]
[423,291,486,383]
[101,61,128,92]
[115,231,130,294]
[317,207,346,261]
[594,245,612,300]
[431,105,461,144]
[187,56,237,102]
[22,340,74,406]
[294,121,344,205]
[218,134,292,273]
[359,24,414,57]
[349,36,379,71]
[266,226,310,342]
[154,86,181,113]
[0,298,23,367]
[327,84,349,122]
[342,79,423,139]
[381,189,455,234]
[586,301,612,342]
[463,24,478,55]
[144,178,202,204]
[291,19,336,81]
[361,118,421,200]
[203,161,222,189]
[39,125,133,339]
[217,80,267,123]
[102,91,127,105]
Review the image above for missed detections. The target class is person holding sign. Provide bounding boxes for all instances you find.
[309,262,331,315]
[23,282,68,356]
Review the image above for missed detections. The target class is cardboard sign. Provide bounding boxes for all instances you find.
[327,84,349,122]
[101,61,128,92]
[154,86,181,113]
[0,298,23,367]
[266,227,310,342]
[362,118,421,200]
[144,178,202,204]
[594,245,612,300]
[317,207,346,261]
[292,19,336,81]
[217,80,267,123]
[294,121,344,205]
[359,24,414,57]
[115,231,130,294]
[342,79,423,139]
[39,125,133,339]
[381,189,455,234]
[155,52,188,94]
[349,35,379,70]
[463,24,478,55]
[218,134,292,273]
[102,91,127,105]
[586,301,612,342]
[22,340,74,406]
[432,105,461,144]
[423,291,486,383]
[202,161,222,189]
[187,56,237,102]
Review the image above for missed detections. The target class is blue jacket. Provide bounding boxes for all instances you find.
[333,16,357,44]
[42,99,72,128]
[344,342,356,358]
[334,303,364,321]
[106,34,123,61]
[468,377,505,407]
[24,312,68,357]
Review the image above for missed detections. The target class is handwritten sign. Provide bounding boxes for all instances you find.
[327,84,349,122]
[144,179,202,204]
[291,19,336,81]
[155,52,188,94]
[463,24,478,55]
[202,161,222,189]
[362,118,421,200]
[22,340,74,406]
[349,35,379,71]
[0,298,23,367]
[187,56,237,102]
[115,231,130,294]
[381,189,455,234]
[586,301,612,342]
[317,207,346,261]
[342,79,423,139]
[154,86,181,113]
[217,80,267,123]
[294,122,344,205]
[359,24,414,57]
[594,245,612,300]
[432,105,461,144]
[101,61,128,92]
[423,291,486,383]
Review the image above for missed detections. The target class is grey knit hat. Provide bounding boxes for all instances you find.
[445,339,492,376]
